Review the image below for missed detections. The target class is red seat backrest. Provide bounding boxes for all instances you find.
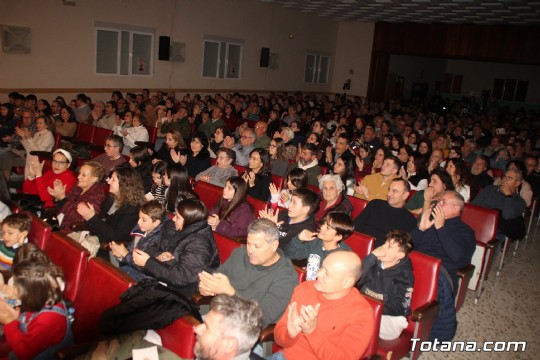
[247,195,267,214]
[348,196,368,220]
[344,231,375,259]
[213,232,242,264]
[233,164,247,174]
[194,181,224,210]
[490,168,503,180]
[406,251,441,332]
[319,166,328,175]
[210,157,217,166]
[146,126,158,144]
[294,265,306,283]
[271,174,285,189]
[307,184,320,193]
[28,214,52,250]
[362,294,383,359]
[44,232,89,303]
[156,315,201,359]
[72,258,135,343]
[461,204,498,245]
[76,123,95,143]
[93,127,113,147]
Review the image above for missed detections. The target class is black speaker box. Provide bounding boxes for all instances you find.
[260,47,270,67]
[158,36,170,61]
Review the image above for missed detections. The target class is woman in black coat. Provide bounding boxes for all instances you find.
[180,132,211,178]
[243,148,272,201]
[79,166,145,245]
[132,198,220,297]
[129,145,153,193]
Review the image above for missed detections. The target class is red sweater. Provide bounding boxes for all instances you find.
[3,302,68,360]
[22,170,77,208]
[274,281,374,360]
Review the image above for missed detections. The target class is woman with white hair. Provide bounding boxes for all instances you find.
[273,127,296,161]
[314,174,353,223]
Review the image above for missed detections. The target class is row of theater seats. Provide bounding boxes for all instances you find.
[192,178,506,359]
[0,214,199,359]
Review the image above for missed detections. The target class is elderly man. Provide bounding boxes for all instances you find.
[199,106,226,138]
[97,101,117,130]
[473,168,527,241]
[253,120,270,149]
[273,251,374,360]
[198,219,298,327]
[194,295,265,360]
[223,128,256,167]
[288,143,322,187]
[354,156,400,201]
[467,155,493,201]
[161,106,191,141]
[354,178,417,247]
[412,190,476,290]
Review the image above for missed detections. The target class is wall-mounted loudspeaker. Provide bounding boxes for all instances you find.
[158,36,170,61]
[260,47,270,67]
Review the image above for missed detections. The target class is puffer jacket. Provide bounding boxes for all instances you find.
[143,219,220,297]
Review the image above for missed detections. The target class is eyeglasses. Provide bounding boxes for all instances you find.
[104,144,119,148]
[438,198,459,206]
[52,160,69,165]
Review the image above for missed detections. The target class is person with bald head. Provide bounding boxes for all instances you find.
[273,251,375,360]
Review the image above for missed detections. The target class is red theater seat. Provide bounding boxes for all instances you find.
[156,315,201,359]
[28,213,52,250]
[247,195,267,214]
[44,232,89,303]
[71,258,135,343]
[348,195,368,220]
[194,180,223,210]
[344,231,375,259]
[376,251,441,360]
[213,232,242,264]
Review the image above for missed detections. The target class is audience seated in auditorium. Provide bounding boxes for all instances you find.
[269,168,308,209]
[242,148,272,201]
[354,178,417,247]
[288,143,322,187]
[92,135,127,177]
[405,169,455,215]
[208,176,253,239]
[179,132,211,179]
[353,155,400,201]
[198,218,298,327]
[314,174,353,223]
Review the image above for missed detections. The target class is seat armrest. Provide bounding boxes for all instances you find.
[456,264,475,279]
[485,239,498,249]
[71,222,89,232]
[192,292,214,305]
[259,324,275,343]
[56,342,96,359]
[411,301,440,322]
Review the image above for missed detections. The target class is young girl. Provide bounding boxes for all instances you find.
[208,176,253,239]
[163,165,198,213]
[146,160,168,204]
[269,168,308,210]
[0,260,73,360]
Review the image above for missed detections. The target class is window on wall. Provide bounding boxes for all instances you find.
[493,79,528,102]
[304,53,330,84]
[202,37,243,79]
[95,23,154,76]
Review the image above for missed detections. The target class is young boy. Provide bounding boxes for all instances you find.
[284,211,353,280]
[259,188,319,249]
[356,230,414,341]
[0,213,31,272]
[110,200,166,280]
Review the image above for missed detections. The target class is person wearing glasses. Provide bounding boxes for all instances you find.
[22,149,77,208]
[223,128,256,167]
[412,190,475,290]
[92,135,126,176]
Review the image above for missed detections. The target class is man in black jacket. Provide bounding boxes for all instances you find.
[356,230,414,340]
[354,178,417,247]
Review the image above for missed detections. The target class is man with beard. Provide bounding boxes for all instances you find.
[288,143,322,187]
[193,295,265,360]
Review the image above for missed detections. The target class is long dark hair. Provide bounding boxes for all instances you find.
[287,168,308,190]
[250,148,271,176]
[0,173,12,208]
[113,167,146,208]
[218,176,248,221]
[165,165,198,213]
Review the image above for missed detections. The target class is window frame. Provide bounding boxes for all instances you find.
[94,22,154,76]
[304,52,331,84]
[202,36,244,80]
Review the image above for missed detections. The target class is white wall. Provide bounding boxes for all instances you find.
[0,0,348,102]
[331,21,375,97]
